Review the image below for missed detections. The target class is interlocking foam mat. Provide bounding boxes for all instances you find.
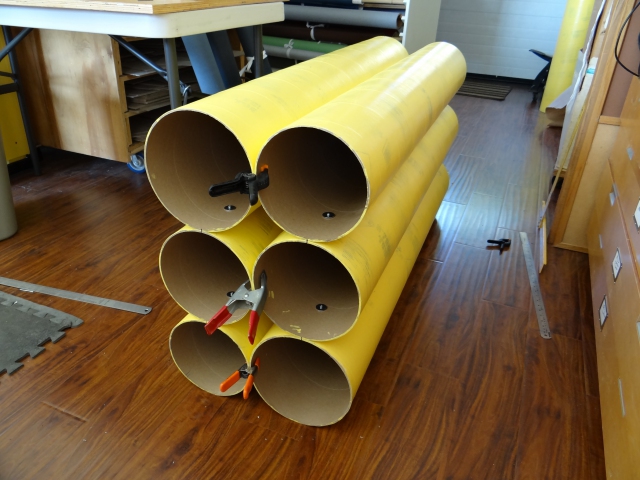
[0,290,83,376]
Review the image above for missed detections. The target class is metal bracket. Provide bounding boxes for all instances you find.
[0,27,32,64]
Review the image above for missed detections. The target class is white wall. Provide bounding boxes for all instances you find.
[436,0,568,79]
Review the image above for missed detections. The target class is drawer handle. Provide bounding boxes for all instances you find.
[612,248,622,282]
[619,378,626,417]
[634,197,640,231]
[599,295,608,329]
[599,234,603,249]
[628,146,634,161]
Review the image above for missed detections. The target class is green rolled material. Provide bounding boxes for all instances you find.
[262,36,346,55]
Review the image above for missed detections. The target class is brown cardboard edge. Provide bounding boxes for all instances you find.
[253,239,361,341]
[170,319,246,397]
[160,229,250,323]
[251,336,352,426]
[145,108,252,231]
[256,126,369,242]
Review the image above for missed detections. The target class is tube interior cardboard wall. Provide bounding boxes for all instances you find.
[146,110,253,231]
[161,229,250,322]
[145,37,407,232]
[160,207,281,323]
[254,242,360,339]
[258,42,465,241]
[251,337,351,426]
[171,317,247,396]
[252,165,450,426]
[254,107,457,340]
[255,128,367,241]
[170,312,273,396]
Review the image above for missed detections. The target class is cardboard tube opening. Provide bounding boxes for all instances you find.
[253,337,351,426]
[161,230,249,322]
[258,127,368,241]
[146,110,251,230]
[255,242,359,340]
[170,321,246,396]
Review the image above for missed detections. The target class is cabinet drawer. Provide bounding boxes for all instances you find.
[615,144,640,275]
[587,212,606,312]
[603,225,640,459]
[593,165,622,289]
[589,163,640,475]
[595,318,633,479]
[621,78,640,175]
[609,127,634,188]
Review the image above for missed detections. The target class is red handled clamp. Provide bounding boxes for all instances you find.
[220,358,260,400]
[204,271,268,344]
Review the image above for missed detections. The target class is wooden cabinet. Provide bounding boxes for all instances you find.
[587,77,640,478]
[14,29,208,163]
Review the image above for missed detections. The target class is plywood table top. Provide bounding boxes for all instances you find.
[0,0,284,37]
[0,0,281,14]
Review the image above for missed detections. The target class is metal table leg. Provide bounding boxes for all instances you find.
[163,38,182,109]
[1,26,40,175]
[253,25,263,78]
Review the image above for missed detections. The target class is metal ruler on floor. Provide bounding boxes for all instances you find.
[519,232,552,339]
[0,277,152,315]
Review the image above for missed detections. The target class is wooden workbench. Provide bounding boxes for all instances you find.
[0,0,284,164]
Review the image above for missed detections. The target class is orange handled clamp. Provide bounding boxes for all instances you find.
[220,358,261,400]
[204,271,268,344]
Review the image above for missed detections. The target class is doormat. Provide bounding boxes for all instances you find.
[457,80,512,100]
[0,290,83,376]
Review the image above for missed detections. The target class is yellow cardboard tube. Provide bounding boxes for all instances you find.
[145,37,407,232]
[253,107,457,341]
[251,165,449,425]
[539,0,595,112]
[170,312,272,396]
[160,207,281,323]
[257,42,465,241]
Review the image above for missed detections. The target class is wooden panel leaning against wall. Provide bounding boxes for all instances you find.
[13,28,131,163]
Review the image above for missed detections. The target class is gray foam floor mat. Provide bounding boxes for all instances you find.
[0,289,83,376]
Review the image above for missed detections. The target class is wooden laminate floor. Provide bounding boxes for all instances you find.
[0,85,604,479]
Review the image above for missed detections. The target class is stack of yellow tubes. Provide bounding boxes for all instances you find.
[145,38,466,426]
[149,37,408,398]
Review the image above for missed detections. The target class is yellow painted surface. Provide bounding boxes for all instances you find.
[540,0,596,112]
[174,37,406,165]
[252,165,450,425]
[219,311,273,362]
[255,107,457,339]
[146,37,407,231]
[193,207,282,283]
[170,312,273,396]
[0,32,29,163]
[258,42,465,240]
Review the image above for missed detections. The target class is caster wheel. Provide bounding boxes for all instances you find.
[128,153,145,173]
